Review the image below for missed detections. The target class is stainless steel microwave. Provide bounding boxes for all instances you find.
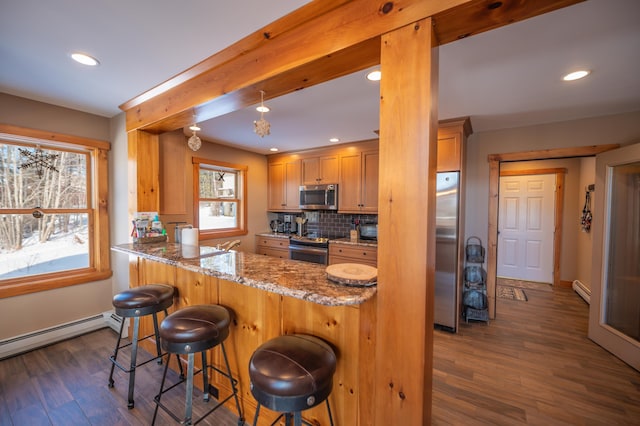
[299,184,338,210]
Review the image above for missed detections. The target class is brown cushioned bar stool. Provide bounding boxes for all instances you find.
[108,283,181,409]
[152,304,243,426]
[249,334,337,426]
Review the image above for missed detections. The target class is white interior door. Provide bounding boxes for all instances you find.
[589,143,640,371]
[497,174,555,283]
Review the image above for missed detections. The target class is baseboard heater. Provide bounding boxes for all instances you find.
[0,310,127,361]
[572,280,591,305]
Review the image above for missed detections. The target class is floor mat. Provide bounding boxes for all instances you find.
[497,277,552,292]
[497,285,528,301]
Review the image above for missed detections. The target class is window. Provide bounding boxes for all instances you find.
[0,125,111,298]
[193,157,247,239]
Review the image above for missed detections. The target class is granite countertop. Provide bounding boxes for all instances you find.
[112,243,376,306]
[255,231,291,239]
[330,237,378,247]
[257,232,378,248]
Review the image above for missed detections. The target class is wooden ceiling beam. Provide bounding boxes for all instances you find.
[120,0,473,132]
[139,37,381,134]
[432,0,584,44]
[121,0,584,134]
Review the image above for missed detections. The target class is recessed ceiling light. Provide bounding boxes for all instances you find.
[270,147,278,152]
[71,52,99,66]
[366,70,381,81]
[256,105,270,113]
[329,138,340,143]
[563,70,590,81]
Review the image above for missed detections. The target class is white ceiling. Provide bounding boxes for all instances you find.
[1,0,639,155]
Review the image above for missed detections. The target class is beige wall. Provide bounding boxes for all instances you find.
[110,113,131,296]
[0,93,110,140]
[464,110,640,286]
[0,93,114,340]
[576,157,596,290]
[158,130,269,253]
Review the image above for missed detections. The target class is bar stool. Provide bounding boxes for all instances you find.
[249,334,337,426]
[108,283,181,409]
[152,304,243,426]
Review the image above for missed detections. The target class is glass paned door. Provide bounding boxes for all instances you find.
[589,143,640,372]
[604,162,640,339]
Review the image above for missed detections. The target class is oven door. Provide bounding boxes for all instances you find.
[289,244,328,265]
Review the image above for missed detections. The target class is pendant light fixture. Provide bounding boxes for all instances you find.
[254,90,271,138]
[188,123,202,151]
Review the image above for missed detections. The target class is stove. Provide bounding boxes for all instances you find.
[289,236,329,248]
[288,235,330,264]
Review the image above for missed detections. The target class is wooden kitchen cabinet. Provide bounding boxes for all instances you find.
[437,117,472,172]
[301,155,339,185]
[268,156,301,211]
[255,235,290,259]
[329,243,378,267]
[339,149,379,213]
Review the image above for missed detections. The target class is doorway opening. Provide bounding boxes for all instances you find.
[485,144,619,319]
[497,169,564,286]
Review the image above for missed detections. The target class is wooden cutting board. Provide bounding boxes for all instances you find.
[326,263,377,286]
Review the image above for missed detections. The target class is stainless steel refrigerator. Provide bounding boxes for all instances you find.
[434,172,460,332]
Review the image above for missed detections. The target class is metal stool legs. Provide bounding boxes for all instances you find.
[252,399,334,426]
[152,340,243,425]
[108,309,183,408]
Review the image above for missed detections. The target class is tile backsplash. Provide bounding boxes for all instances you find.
[274,211,377,238]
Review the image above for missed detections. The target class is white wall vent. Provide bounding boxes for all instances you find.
[102,310,128,338]
[572,280,591,305]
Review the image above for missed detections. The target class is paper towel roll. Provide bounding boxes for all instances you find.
[181,244,199,258]
[181,227,199,246]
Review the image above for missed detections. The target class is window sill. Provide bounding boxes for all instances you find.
[0,269,112,299]
[200,229,248,240]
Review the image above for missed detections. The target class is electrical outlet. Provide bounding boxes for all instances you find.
[283,215,292,223]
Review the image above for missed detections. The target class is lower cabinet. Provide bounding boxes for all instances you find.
[329,243,377,267]
[255,235,289,259]
[131,256,376,426]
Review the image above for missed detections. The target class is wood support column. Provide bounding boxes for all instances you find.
[375,18,438,425]
[487,159,499,319]
[127,129,160,217]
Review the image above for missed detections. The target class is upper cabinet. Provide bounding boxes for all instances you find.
[302,155,339,185]
[437,117,472,172]
[339,149,379,214]
[268,156,301,211]
[265,120,470,213]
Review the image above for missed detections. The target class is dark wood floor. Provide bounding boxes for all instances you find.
[1,284,639,425]
[433,284,640,425]
[0,328,244,426]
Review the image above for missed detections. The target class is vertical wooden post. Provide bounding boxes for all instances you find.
[375,18,438,425]
[126,129,160,337]
[553,171,565,287]
[127,129,160,217]
[487,159,499,319]
[94,147,110,271]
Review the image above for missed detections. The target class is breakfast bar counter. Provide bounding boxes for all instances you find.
[112,242,376,305]
[112,242,377,425]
